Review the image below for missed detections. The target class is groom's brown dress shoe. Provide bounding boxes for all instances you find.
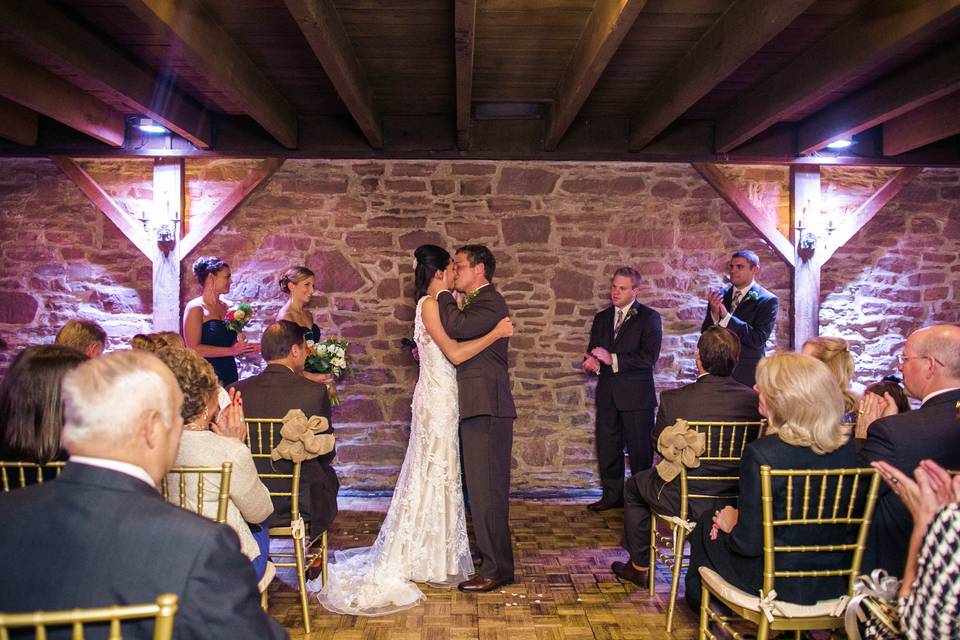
[611,561,647,587]
[587,498,624,512]
[457,575,513,593]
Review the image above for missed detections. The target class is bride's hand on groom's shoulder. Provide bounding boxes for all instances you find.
[496,317,513,338]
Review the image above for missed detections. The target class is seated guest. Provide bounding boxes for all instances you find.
[685,352,859,611]
[0,345,87,466]
[0,350,287,639]
[802,336,858,424]
[154,347,274,588]
[858,324,960,575]
[856,376,911,439]
[232,321,339,537]
[54,318,106,358]
[611,327,761,585]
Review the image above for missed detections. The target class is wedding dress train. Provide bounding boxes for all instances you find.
[316,296,473,616]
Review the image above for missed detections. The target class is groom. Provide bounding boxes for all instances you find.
[437,244,516,592]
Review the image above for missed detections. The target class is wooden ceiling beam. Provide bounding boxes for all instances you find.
[883,91,960,156]
[123,0,298,149]
[798,44,960,155]
[0,0,211,149]
[715,0,960,153]
[0,48,124,147]
[454,0,477,149]
[543,0,647,151]
[283,0,383,149]
[630,0,814,151]
[0,97,37,147]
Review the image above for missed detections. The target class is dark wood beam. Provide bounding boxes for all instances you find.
[0,0,211,149]
[123,0,298,149]
[629,0,814,151]
[716,0,960,153]
[821,167,921,262]
[454,0,477,149]
[0,48,124,147]
[692,162,796,267]
[790,165,821,348]
[798,44,960,154]
[0,97,37,147]
[51,157,152,256]
[883,91,960,156]
[179,158,285,257]
[543,0,647,151]
[282,0,382,149]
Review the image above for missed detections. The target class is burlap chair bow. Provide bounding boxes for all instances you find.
[655,418,706,482]
[270,409,335,463]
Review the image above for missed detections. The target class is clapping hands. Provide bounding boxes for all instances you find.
[855,391,900,438]
[212,387,246,441]
[707,290,726,320]
[873,459,960,536]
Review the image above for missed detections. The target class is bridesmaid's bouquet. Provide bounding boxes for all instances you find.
[305,337,350,405]
[224,303,253,333]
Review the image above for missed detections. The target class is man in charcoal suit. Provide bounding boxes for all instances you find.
[583,266,663,511]
[0,350,287,640]
[701,249,778,387]
[859,324,960,576]
[611,327,761,585]
[232,320,339,539]
[437,244,516,592]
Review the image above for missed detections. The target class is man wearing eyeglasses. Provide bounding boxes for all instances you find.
[858,324,960,576]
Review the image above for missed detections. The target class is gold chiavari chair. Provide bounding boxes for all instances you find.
[698,466,882,640]
[244,418,327,633]
[0,593,178,640]
[160,463,233,524]
[0,461,66,491]
[648,420,766,632]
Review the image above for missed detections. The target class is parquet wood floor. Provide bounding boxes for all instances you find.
[266,498,705,639]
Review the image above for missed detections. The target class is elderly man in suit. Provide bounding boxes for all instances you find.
[437,244,516,592]
[0,350,287,640]
[610,326,761,585]
[859,324,960,576]
[232,320,339,538]
[701,249,778,387]
[583,266,663,512]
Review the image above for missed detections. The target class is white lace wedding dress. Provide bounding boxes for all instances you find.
[316,296,473,616]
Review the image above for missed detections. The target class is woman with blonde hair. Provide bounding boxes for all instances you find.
[802,336,859,423]
[276,265,335,386]
[684,352,859,612]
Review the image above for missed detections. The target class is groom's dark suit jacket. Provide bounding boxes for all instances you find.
[701,282,778,386]
[858,388,960,575]
[232,363,339,533]
[0,463,288,640]
[437,285,516,419]
[588,300,662,411]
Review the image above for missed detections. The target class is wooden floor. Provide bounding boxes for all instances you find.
[266,498,704,639]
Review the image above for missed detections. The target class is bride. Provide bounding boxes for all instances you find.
[316,244,513,616]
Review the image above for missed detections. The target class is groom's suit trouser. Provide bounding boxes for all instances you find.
[460,415,515,580]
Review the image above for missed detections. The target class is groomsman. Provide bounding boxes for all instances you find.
[701,249,778,387]
[583,267,662,511]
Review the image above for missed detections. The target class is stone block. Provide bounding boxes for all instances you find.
[0,291,38,324]
[445,222,499,240]
[502,215,551,245]
[399,230,445,250]
[306,249,365,292]
[497,168,559,195]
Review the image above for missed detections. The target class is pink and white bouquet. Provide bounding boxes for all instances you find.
[305,337,350,405]
[224,303,253,333]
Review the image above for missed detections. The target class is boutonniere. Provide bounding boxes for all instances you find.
[462,289,481,308]
[624,308,638,321]
[743,289,759,303]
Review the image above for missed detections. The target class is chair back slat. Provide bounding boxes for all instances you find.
[160,463,233,524]
[759,466,881,596]
[0,461,66,492]
[0,594,178,640]
[243,418,303,520]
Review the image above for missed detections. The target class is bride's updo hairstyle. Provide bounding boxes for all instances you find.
[192,256,228,286]
[414,244,451,301]
[279,265,315,295]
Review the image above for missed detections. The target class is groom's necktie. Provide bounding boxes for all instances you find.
[613,309,625,339]
[730,290,743,314]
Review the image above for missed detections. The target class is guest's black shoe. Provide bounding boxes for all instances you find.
[587,498,623,511]
[611,561,648,587]
[458,574,514,593]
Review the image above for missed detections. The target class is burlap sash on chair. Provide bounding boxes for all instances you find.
[270,409,335,463]
[655,419,706,483]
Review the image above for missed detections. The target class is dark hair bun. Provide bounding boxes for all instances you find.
[192,256,228,285]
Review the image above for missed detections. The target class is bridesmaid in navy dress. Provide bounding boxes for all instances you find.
[183,256,259,386]
[276,265,334,387]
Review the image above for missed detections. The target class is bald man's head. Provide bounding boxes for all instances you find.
[901,324,960,399]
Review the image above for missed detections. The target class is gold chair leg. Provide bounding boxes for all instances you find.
[698,584,710,640]
[665,528,686,633]
[321,530,328,587]
[294,535,312,633]
[261,589,268,612]
[756,614,769,640]
[648,519,657,595]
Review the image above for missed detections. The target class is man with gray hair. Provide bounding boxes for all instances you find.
[859,324,960,576]
[0,350,288,639]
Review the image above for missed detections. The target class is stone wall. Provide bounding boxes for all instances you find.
[1,158,957,492]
